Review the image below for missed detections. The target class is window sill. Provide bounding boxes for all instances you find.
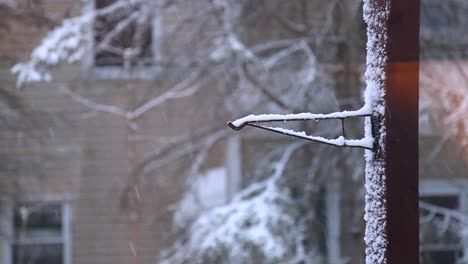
[83,65,162,81]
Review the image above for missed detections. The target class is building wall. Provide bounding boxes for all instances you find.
[0,2,230,264]
[2,1,468,264]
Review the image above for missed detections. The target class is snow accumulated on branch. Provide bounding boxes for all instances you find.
[160,143,320,264]
[174,167,228,228]
[420,201,468,263]
[11,16,88,87]
[362,0,389,264]
[10,0,129,87]
[420,201,468,226]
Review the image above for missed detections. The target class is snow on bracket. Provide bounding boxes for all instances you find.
[227,108,373,150]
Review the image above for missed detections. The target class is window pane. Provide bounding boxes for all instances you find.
[421,250,461,264]
[421,1,460,31]
[421,196,459,210]
[420,195,462,264]
[94,0,153,66]
[14,203,62,230]
[13,244,63,264]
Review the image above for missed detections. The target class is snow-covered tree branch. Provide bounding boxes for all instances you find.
[8,0,370,263]
[160,142,322,264]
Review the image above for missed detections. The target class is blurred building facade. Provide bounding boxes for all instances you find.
[0,0,467,264]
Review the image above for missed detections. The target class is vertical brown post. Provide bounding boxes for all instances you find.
[385,0,420,263]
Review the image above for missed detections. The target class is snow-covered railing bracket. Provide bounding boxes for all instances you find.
[227,109,373,150]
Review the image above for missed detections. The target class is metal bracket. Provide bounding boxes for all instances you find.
[227,113,372,150]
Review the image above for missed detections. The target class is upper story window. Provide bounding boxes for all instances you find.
[11,201,71,264]
[85,0,161,79]
[420,0,468,46]
[421,1,460,31]
[420,180,468,264]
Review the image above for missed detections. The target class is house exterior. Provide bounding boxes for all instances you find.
[0,1,232,263]
[0,0,467,264]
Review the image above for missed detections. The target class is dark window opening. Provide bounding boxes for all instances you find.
[12,202,65,264]
[421,0,461,31]
[94,0,153,67]
[13,244,63,264]
[420,195,463,264]
[14,203,62,230]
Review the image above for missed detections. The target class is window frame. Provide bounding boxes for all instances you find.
[7,199,72,264]
[82,0,162,80]
[419,179,468,263]
[225,136,242,201]
[325,181,342,264]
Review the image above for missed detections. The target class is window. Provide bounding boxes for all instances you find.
[420,0,468,47]
[84,0,161,79]
[11,202,71,264]
[420,180,468,264]
[420,1,460,32]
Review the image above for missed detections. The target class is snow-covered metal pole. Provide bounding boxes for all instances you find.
[363,0,419,263]
[228,1,419,262]
[362,1,390,263]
